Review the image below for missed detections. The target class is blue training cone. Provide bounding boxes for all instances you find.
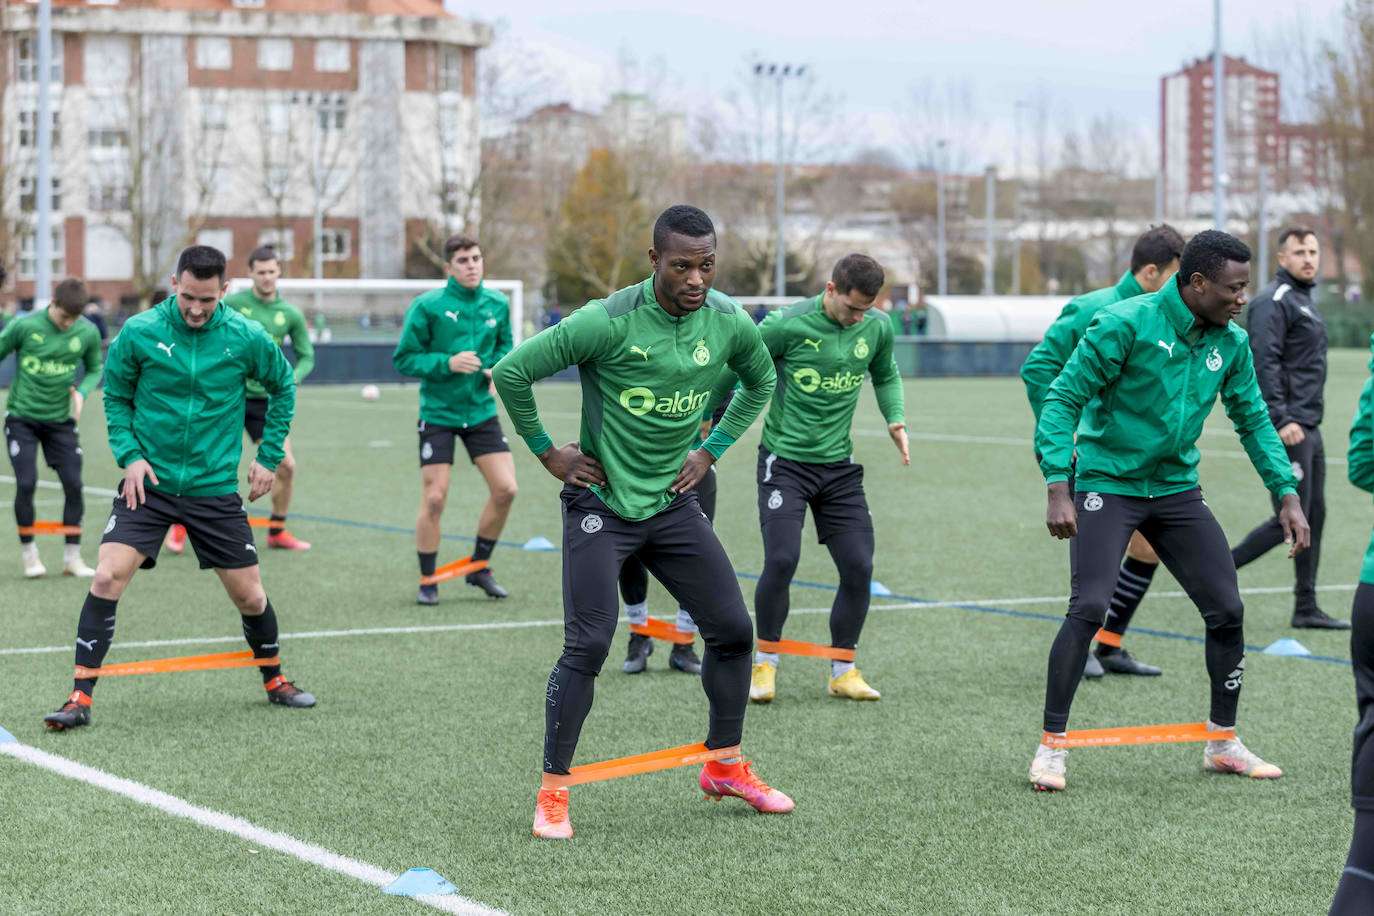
[383,868,457,897]
[1262,638,1312,657]
[870,580,892,597]
[0,725,16,744]
[522,536,556,551]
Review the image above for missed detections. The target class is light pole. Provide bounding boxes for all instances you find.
[984,166,996,294]
[1213,0,1226,229]
[1012,99,1029,295]
[34,0,54,308]
[936,139,948,296]
[754,62,805,297]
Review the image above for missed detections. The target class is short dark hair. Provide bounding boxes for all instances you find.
[0,260,7,289]
[443,234,480,260]
[1130,224,1185,273]
[1179,230,1251,284]
[247,246,280,269]
[831,254,885,298]
[176,245,227,282]
[53,277,88,315]
[652,205,715,252]
[1276,225,1318,249]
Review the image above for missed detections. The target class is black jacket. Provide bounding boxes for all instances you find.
[1244,267,1327,429]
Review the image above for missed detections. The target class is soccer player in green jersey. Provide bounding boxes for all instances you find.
[493,205,793,839]
[394,234,516,602]
[1028,231,1308,791]
[1021,225,1184,678]
[715,254,907,703]
[43,246,314,731]
[1,277,103,579]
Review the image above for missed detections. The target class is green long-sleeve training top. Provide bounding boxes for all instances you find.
[1035,276,1297,500]
[492,277,776,521]
[222,289,315,397]
[0,310,103,422]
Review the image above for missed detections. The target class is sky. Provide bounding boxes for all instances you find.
[447,0,1350,171]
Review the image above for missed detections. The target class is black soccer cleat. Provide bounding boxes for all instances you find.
[416,585,439,606]
[466,568,508,599]
[622,633,653,674]
[1291,607,1351,630]
[669,642,702,675]
[1095,647,1162,676]
[1083,653,1105,679]
[43,692,92,731]
[265,676,316,708]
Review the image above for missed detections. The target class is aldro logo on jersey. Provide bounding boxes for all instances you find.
[20,354,75,378]
[792,367,866,395]
[619,386,709,419]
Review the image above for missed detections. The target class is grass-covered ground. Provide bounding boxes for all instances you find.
[1,351,1370,914]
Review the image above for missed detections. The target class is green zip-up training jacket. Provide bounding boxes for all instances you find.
[103,297,296,497]
[223,289,315,398]
[393,279,512,429]
[1036,276,1297,500]
[0,309,103,422]
[1021,271,1144,422]
[492,277,776,522]
[708,295,904,463]
[1347,334,1374,582]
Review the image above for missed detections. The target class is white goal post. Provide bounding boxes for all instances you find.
[222,278,526,344]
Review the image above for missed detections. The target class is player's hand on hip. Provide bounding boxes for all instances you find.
[448,351,482,374]
[123,459,159,509]
[670,448,714,494]
[70,388,83,421]
[539,443,606,488]
[246,460,275,502]
[889,422,910,465]
[1279,493,1311,557]
[1046,481,1077,539]
[1277,422,1306,446]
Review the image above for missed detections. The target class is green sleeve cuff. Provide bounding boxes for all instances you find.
[1045,473,1070,485]
[701,428,736,461]
[1276,485,1298,499]
[523,432,554,455]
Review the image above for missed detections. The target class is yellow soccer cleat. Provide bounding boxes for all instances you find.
[749,662,776,703]
[828,668,880,700]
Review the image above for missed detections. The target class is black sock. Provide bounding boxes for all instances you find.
[418,550,437,581]
[1043,616,1100,733]
[62,479,83,545]
[1098,557,1158,652]
[74,594,118,696]
[269,513,286,534]
[472,535,496,563]
[1205,625,1245,728]
[1332,810,1374,915]
[241,601,282,683]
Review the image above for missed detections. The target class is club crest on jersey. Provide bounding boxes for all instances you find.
[9,440,19,457]
[274,312,287,326]
[767,489,783,510]
[580,514,603,534]
[854,337,869,359]
[1206,347,1223,372]
[69,338,82,352]
[692,339,710,366]
[486,317,498,328]
[1083,492,1104,511]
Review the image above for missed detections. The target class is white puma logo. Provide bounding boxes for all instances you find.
[444,310,460,322]
[1157,340,1175,357]
[245,543,257,553]
[75,637,96,651]
[156,342,175,357]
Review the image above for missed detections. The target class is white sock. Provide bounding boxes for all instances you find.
[675,608,697,634]
[831,660,855,678]
[21,542,38,560]
[63,544,82,565]
[716,755,741,765]
[755,651,779,667]
[1205,719,1233,749]
[624,601,648,625]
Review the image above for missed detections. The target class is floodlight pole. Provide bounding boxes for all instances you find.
[936,139,948,296]
[756,62,805,297]
[1213,0,1226,229]
[1257,163,1269,283]
[984,166,995,294]
[1012,100,1028,295]
[35,0,54,307]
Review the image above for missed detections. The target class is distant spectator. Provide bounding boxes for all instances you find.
[83,298,108,341]
[752,303,768,324]
[545,305,562,327]
[915,305,928,336]
[900,306,915,336]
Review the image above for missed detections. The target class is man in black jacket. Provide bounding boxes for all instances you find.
[1232,226,1348,629]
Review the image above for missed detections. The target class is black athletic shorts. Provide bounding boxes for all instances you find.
[244,397,270,443]
[418,416,510,466]
[100,481,259,571]
[1352,583,1374,811]
[5,414,82,480]
[756,446,871,543]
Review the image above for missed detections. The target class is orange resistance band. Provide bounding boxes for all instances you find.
[1041,722,1233,749]
[541,742,739,789]
[420,556,489,586]
[247,517,278,529]
[1093,629,1123,648]
[75,650,280,679]
[756,638,855,662]
[628,617,695,645]
[18,521,82,536]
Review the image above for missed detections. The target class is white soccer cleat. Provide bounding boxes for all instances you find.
[22,545,46,579]
[1029,742,1067,791]
[62,558,95,578]
[1204,735,1283,779]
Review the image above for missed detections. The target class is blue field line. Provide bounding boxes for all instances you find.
[264,510,1354,667]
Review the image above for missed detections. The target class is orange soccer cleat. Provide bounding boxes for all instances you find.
[532,787,572,839]
[699,759,794,813]
[267,530,312,551]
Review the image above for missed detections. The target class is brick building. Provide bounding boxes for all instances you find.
[0,0,490,307]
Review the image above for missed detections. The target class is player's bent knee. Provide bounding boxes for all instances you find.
[91,566,129,599]
[276,457,296,478]
[1204,600,1245,631]
[422,490,447,517]
[1067,602,1110,627]
[493,482,517,506]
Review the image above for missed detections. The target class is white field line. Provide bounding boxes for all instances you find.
[0,476,120,498]
[0,742,504,915]
[1,584,1357,659]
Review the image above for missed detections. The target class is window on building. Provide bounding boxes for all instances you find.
[320,228,350,261]
[258,38,293,71]
[87,94,130,148]
[88,180,131,212]
[266,100,291,136]
[17,34,63,82]
[258,228,295,261]
[196,36,232,70]
[18,108,61,148]
[19,176,62,211]
[315,39,349,73]
[318,95,347,131]
[439,47,463,92]
[84,34,132,86]
[19,227,64,279]
[201,99,229,132]
[197,228,234,259]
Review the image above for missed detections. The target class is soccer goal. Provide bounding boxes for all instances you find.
[222,278,526,345]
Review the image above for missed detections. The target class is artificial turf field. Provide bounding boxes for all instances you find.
[2,350,1371,915]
